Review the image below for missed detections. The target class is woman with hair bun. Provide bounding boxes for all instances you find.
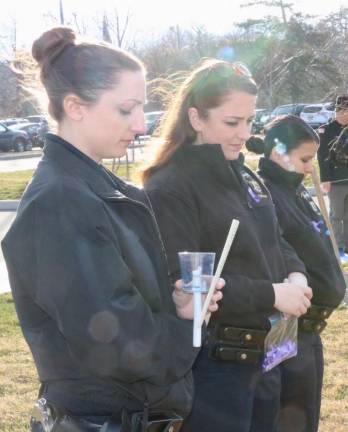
[1,27,223,431]
[248,115,346,432]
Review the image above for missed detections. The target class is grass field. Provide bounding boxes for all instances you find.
[0,163,136,200]
[0,293,347,431]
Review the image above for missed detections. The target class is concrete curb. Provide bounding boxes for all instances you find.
[0,200,19,211]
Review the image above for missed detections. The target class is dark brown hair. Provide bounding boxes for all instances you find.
[140,58,257,184]
[246,115,319,157]
[32,26,144,121]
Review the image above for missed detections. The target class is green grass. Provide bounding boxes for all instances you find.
[0,163,138,200]
[0,292,347,431]
[0,170,34,200]
[0,294,38,432]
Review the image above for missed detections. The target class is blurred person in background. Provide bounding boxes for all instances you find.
[317,95,348,263]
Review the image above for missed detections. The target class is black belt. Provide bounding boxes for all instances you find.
[31,398,182,432]
[216,325,267,348]
[298,318,327,334]
[209,325,267,365]
[298,304,335,334]
[302,304,334,321]
[211,343,262,365]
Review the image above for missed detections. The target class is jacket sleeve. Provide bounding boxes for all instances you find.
[6,186,197,386]
[278,229,307,277]
[147,187,276,317]
[267,186,344,305]
[317,126,332,182]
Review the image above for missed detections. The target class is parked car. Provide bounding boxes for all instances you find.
[270,103,307,120]
[25,114,47,124]
[145,110,164,135]
[9,122,41,147]
[0,122,32,152]
[252,108,272,134]
[1,117,29,127]
[36,119,50,148]
[300,102,334,129]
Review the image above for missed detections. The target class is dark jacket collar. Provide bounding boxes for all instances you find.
[44,133,128,198]
[258,157,304,190]
[174,143,246,188]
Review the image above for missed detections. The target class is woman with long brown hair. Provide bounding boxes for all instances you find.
[142,58,313,431]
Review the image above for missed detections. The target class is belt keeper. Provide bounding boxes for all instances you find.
[217,325,267,347]
[299,318,327,334]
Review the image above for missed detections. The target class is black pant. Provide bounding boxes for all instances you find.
[181,345,279,432]
[252,332,324,432]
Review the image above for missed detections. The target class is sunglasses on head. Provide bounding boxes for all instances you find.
[200,60,256,86]
[230,61,254,79]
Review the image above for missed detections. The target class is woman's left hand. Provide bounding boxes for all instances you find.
[173,278,224,320]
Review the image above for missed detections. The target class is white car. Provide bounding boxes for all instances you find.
[145,110,164,135]
[300,103,334,129]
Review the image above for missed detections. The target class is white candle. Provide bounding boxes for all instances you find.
[199,219,240,326]
[193,291,202,347]
[192,266,202,347]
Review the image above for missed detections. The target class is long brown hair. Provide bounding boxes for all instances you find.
[140,58,258,184]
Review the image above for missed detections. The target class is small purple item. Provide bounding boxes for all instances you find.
[262,340,297,372]
[311,219,323,233]
[248,186,261,203]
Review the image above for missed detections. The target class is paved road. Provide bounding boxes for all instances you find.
[0,139,149,173]
[0,212,15,294]
[0,156,42,172]
[0,149,42,172]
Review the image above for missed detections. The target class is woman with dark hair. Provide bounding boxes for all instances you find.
[1,28,223,431]
[142,59,313,432]
[247,115,345,432]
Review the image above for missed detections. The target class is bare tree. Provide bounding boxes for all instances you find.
[113,8,131,48]
[72,12,87,35]
[102,14,112,43]
[241,0,293,25]
[59,0,65,25]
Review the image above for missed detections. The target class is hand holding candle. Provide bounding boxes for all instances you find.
[173,279,224,320]
[178,252,215,347]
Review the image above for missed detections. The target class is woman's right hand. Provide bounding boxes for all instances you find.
[173,278,224,320]
[273,282,312,317]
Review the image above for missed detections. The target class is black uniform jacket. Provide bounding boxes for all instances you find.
[145,144,306,331]
[317,120,348,183]
[1,134,198,416]
[258,157,345,308]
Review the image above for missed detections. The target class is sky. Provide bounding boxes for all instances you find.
[0,0,347,52]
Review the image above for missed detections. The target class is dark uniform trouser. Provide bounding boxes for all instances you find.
[252,332,324,432]
[181,345,278,432]
[329,183,348,250]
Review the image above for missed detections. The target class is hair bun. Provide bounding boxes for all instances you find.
[245,136,265,154]
[32,26,76,65]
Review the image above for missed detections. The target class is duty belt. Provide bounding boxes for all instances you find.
[209,325,267,365]
[298,304,334,334]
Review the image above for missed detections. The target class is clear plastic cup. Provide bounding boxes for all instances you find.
[178,252,216,347]
[178,252,216,293]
